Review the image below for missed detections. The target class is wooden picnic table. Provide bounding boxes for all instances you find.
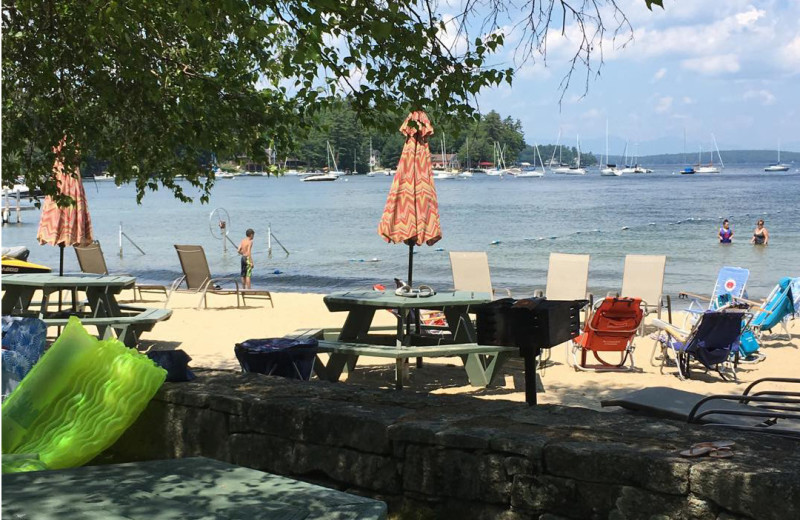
[2,457,387,519]
[1,273,171,348]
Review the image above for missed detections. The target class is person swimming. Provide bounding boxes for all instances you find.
[751,219,769,246]
[718,219,733,244]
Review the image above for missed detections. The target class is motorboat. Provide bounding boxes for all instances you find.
[680,167,695,175]
[432,169,458,180]
[633,165,653,174]
[458,171,473,178]
[93,172,115,181]
[600,165,622,176]
[301,172,339,182]
[695,165,720,174]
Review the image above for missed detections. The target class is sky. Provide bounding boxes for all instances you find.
[462,0,800,155]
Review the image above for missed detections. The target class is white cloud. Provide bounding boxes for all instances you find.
[780,35,800,69]
[682,96,694,105]
[655,96,673,113]
[582,108,602,119]
[735,8,765,26]
[681,54,740,76]
[743,89,776,106]
[652,67,667,81]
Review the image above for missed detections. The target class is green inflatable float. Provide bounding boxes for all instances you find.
[2,317,166,473]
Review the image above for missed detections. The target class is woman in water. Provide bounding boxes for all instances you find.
[718,219,733,244]
[750,219,769,246]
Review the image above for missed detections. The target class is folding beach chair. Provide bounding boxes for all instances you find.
[652,308,747,381]
[601,378,800,439]
[616,255,670,322]
[569,297,643,371]
[681,266,749,328]
[750,277,799,341]
[75,241,167,301]
[449,251,511,298]
[168,245,273,309]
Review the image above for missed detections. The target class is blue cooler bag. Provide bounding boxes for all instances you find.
[234,338,318,380]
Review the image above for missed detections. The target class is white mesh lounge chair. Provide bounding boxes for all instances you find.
[449,251,511,298]
[534,253,592,302]
[168,245,273,309]
[610,255,671,332]
[75,241,168,301]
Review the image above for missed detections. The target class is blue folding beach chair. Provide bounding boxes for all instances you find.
[750,277,800,341]
[682,266,749,328]
[652,309,747,381]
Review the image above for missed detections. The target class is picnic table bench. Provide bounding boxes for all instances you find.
[42,306,172,348]
[314,339,515,389]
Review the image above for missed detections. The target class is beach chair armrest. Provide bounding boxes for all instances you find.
[606,290,620,299]
[533,289,544,298]
[169,275,186,292]
[493,287,512,298]
[651,318,688,342]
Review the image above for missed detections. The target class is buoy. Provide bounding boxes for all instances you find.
[621,226,629,230]
[490,240,501,245]
[435,247,444,252]
[273,269,282,274]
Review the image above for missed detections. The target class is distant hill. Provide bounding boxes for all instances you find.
[613,150,800,166]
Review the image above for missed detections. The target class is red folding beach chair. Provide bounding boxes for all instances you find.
[570,297,643,371]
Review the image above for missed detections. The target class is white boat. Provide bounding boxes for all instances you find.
[301,172,339,182]
[93,172,115,181]
[765,142,789,171]
[563,135,586,175]
[433,169,458,180]
[458,171,473,178]
[600,121,621,176]
[217,171,235,179]
[514,169,544,178]
[515,150,545,178]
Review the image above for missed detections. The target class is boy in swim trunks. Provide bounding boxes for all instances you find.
[238,229,255,289]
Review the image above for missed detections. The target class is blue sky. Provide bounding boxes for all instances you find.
[464,1,800,155]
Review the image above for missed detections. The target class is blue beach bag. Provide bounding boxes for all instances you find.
[234,338,318,381]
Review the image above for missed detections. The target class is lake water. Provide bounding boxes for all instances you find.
[3,166,798,302]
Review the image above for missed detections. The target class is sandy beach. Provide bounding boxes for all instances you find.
[125,290,800,411]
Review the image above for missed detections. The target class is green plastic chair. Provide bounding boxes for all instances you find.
[2,316,166,473]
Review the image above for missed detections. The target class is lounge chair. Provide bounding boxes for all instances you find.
[169,245,273,309]
[569,297,643,371]
[681,266,749,328]
[615,254,670,322]
[75,242,167,301]
[651,308,747,381]
[534,252,592,302]
[601,378,800,439]
[750,277,799,341]
[449,251,511,298]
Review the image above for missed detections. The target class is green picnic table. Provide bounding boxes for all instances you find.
[2,457,387,519]
[311,290,513,390]
[1,273,171,348]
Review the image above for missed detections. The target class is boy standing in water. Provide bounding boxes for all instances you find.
[718,219,733,244]
[238,229,255,289]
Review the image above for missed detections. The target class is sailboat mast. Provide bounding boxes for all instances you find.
[712,134,724,168]
[605,119,609,166]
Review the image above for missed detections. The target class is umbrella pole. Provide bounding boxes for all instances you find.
[407,243,413,287]
[407,242,424,368]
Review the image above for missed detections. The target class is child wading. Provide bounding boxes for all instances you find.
[238,229,255,289]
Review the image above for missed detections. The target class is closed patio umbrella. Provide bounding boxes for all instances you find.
[37,143,94,276]
[378,111,441,286]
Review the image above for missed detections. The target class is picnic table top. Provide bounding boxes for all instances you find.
[2,273,136,289]
[2,457,387,520]
[324,290,492,310]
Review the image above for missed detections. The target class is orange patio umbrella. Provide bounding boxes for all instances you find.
[37,142,94,276]
[378,111,442,286]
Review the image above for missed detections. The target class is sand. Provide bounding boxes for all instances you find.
[131,290,800,411]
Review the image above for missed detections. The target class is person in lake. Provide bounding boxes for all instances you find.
[238,228,255,288]
[750,219,769,246]
[718,219,733,244]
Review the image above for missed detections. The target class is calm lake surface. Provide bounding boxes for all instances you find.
[3,166,798,302]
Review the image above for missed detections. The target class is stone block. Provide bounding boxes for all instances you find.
[439,451,510,504]
[544,441,689,495]
[611,486,717,520]
[691,461,800,520]
[403,444,441,496]
[505,456,535,477]
[293,442,400,493]
[228,433,296,475]
[511,474,621,519]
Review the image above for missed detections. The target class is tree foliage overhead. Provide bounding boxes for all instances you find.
[3,0,642,202]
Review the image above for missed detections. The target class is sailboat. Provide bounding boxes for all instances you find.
[550,129,573,174]
[433,135,458,180]
[600,120,621,176]
[680,128,695,175]
[486,141,508,176]
[765,142,790,172]
[563,135,586,175]
[515,143,545,178]
[696,135,723,173]
[302,141,341,181]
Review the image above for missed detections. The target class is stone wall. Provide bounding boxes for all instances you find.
[103,371,800,520]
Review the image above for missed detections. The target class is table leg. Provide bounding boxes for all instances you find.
[443,306,477,343]
[395,358,406,390]
[1,287,33,315]
[339,308,376,342]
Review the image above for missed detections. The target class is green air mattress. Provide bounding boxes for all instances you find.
[2,316,166,472]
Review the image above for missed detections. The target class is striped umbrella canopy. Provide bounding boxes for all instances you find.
[37,146,94,275]
[378,111,441,285]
